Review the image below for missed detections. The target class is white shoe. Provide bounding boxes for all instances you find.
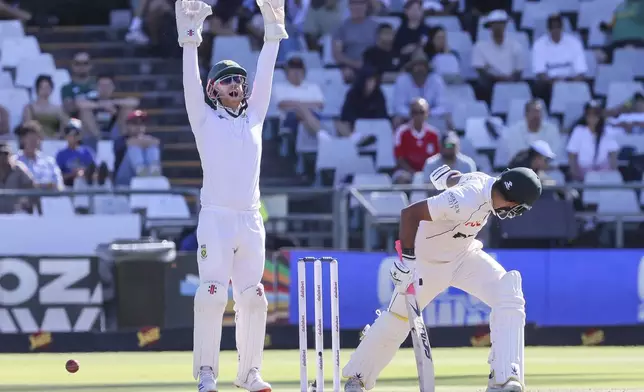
[344,376,366,392]
[125,29,150,45]
[486,374,524,392]
[233,367,271,391]
[198,367,217,392]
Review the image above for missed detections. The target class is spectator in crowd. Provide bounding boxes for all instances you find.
[368,0,390,15]
[509,139,556,173]
[22,75,68,139]
[363,23,399,82]
[0,104,9,137]
[601,0,644,56]
[472,10,524,97]
[125,0,151,45]
[532,14,587,104]
[393,0,429,68]
[15,121,64,191]
[567,100,620,181]
[277,0,311,62]
[424,26,462,83]
[273,55,326,139]
[0,142,35,215]
[610,92,644,133]
[77,74,139,150]
[61,52,96,117]
[332,0,379,82]
[422,131,476,182]
[393,97,440,184]
[392,51,449,128]
[304,0,343,50]
[56,119,108,187]
[497,98,562,166]
[0,0,31,21]
[114,110,161,186]
[336,66,389,137]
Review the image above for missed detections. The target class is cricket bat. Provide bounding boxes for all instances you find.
[395,240,435,392]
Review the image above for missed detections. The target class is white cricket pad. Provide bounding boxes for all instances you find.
[342,311,409,390]
[193,281,228,380]
[490,271,526,385]
[235,283,269,381]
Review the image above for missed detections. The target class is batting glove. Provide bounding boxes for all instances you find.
[429,164,458,190]
[175,0,212,47]
[390,251,415,294]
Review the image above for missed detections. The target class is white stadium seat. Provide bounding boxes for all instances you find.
[465,117,496,150]
[491,82,532,114]
[0,36,40,68]
[582,170,623,206]
[607,82,644,109]
[146,195,191,219]
[41,197,76,216]
[93,195,131,215]
[0,88,30,131]
[452,100,489,130]
[0,71,13,89]
[369,191,408,217]
[550,81,592,114]
[97,140,115,171]
[15,53,56,89]
[425,15,462,31]
[613,48,644,78]
[597,190,643,222]
[0,20,25,42]
[129,176,171,211]
[445,83,476,106]
[315,137,359,171]
[594,64,633,96]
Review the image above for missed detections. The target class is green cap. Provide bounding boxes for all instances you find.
[207,60,247,82]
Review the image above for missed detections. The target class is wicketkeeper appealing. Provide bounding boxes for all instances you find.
[343,167,542,392]
[175,1,287,391]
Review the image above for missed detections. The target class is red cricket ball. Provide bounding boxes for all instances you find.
[65,359,79,373]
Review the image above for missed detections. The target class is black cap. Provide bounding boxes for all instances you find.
[286,55,305,69]
[496,167,542,207]
[64,118,82,135]
[0,142,11,154]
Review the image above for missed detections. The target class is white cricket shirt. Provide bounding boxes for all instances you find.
[418,172,495,263]
[182,42,279,211]
[531,33,587,78]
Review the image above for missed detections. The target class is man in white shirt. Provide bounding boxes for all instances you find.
[532,14,587,105]
[496,98,562,167]
[344,167,542,392]
[472,10,524,99]
[176,0,286,391]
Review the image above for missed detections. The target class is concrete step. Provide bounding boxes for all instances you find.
[56,57,182,75]
[28,25,128,44]
[148,127,194,144]
[41,42,153,60]
[162,142,198,159]
[114,74,184,93]
[145,108,189,126]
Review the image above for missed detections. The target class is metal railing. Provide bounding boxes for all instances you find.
[2,182,643,249]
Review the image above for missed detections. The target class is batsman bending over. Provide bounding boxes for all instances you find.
[175,0,286,391]
[343,167,542,392]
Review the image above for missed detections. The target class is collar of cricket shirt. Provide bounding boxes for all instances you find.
[215,101,248,120]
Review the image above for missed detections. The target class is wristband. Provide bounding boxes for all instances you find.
[402,248,415,258]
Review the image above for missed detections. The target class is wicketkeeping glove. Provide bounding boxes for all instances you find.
[175,0,212,47]
[430,164,458,191]
[256,0,289,41]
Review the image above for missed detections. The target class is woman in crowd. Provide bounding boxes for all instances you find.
[22,75,68,138]
[424,26,462,83]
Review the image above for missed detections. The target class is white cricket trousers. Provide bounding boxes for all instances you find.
[196,206,266,292]
[343,248,526,390]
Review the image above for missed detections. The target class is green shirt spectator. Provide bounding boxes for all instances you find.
[61,52,97,116]
[610,0,644,43]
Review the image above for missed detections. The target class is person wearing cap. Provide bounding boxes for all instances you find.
[567,100,620,181]
[472,10,523,95]
[56,118,106,187]
[113,110,161,186]
[176,0,287,390]
[422,131,476,183]
[509,139,555,172]
[332,0,379,82]
[272,55,325,142]
[15,121,64,191]
[344,166,541,392]
[497,99,562,167]
[0,142,36,214]
[61,52,96,117]
[392,50,449,128]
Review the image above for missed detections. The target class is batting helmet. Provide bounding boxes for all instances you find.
[493,167,542,219]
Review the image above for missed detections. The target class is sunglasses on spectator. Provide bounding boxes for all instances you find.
[74,61,90,66]
[218,75,245,85]
[411,109,426,115]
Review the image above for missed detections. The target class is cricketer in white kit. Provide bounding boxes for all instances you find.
[343,166,543,392]
[175,0,287,391]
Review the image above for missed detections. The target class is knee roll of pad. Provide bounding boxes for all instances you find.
[195,281,228,311]
[497,271,525,309]
[238,283,268,310]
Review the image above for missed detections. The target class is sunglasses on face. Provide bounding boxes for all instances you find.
[411,109,426,115]
[218,75,245,85]
[74,61,90,66]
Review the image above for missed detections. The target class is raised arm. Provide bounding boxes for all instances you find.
[182,44,208,128]
[249,0,289,121]
[175,0,213,130]
[247,41,279,121]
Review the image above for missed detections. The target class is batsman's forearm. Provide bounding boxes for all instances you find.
[399,207,420,250]
[182,44,206,127]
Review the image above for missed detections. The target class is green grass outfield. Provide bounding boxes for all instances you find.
[1,346,643,392]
